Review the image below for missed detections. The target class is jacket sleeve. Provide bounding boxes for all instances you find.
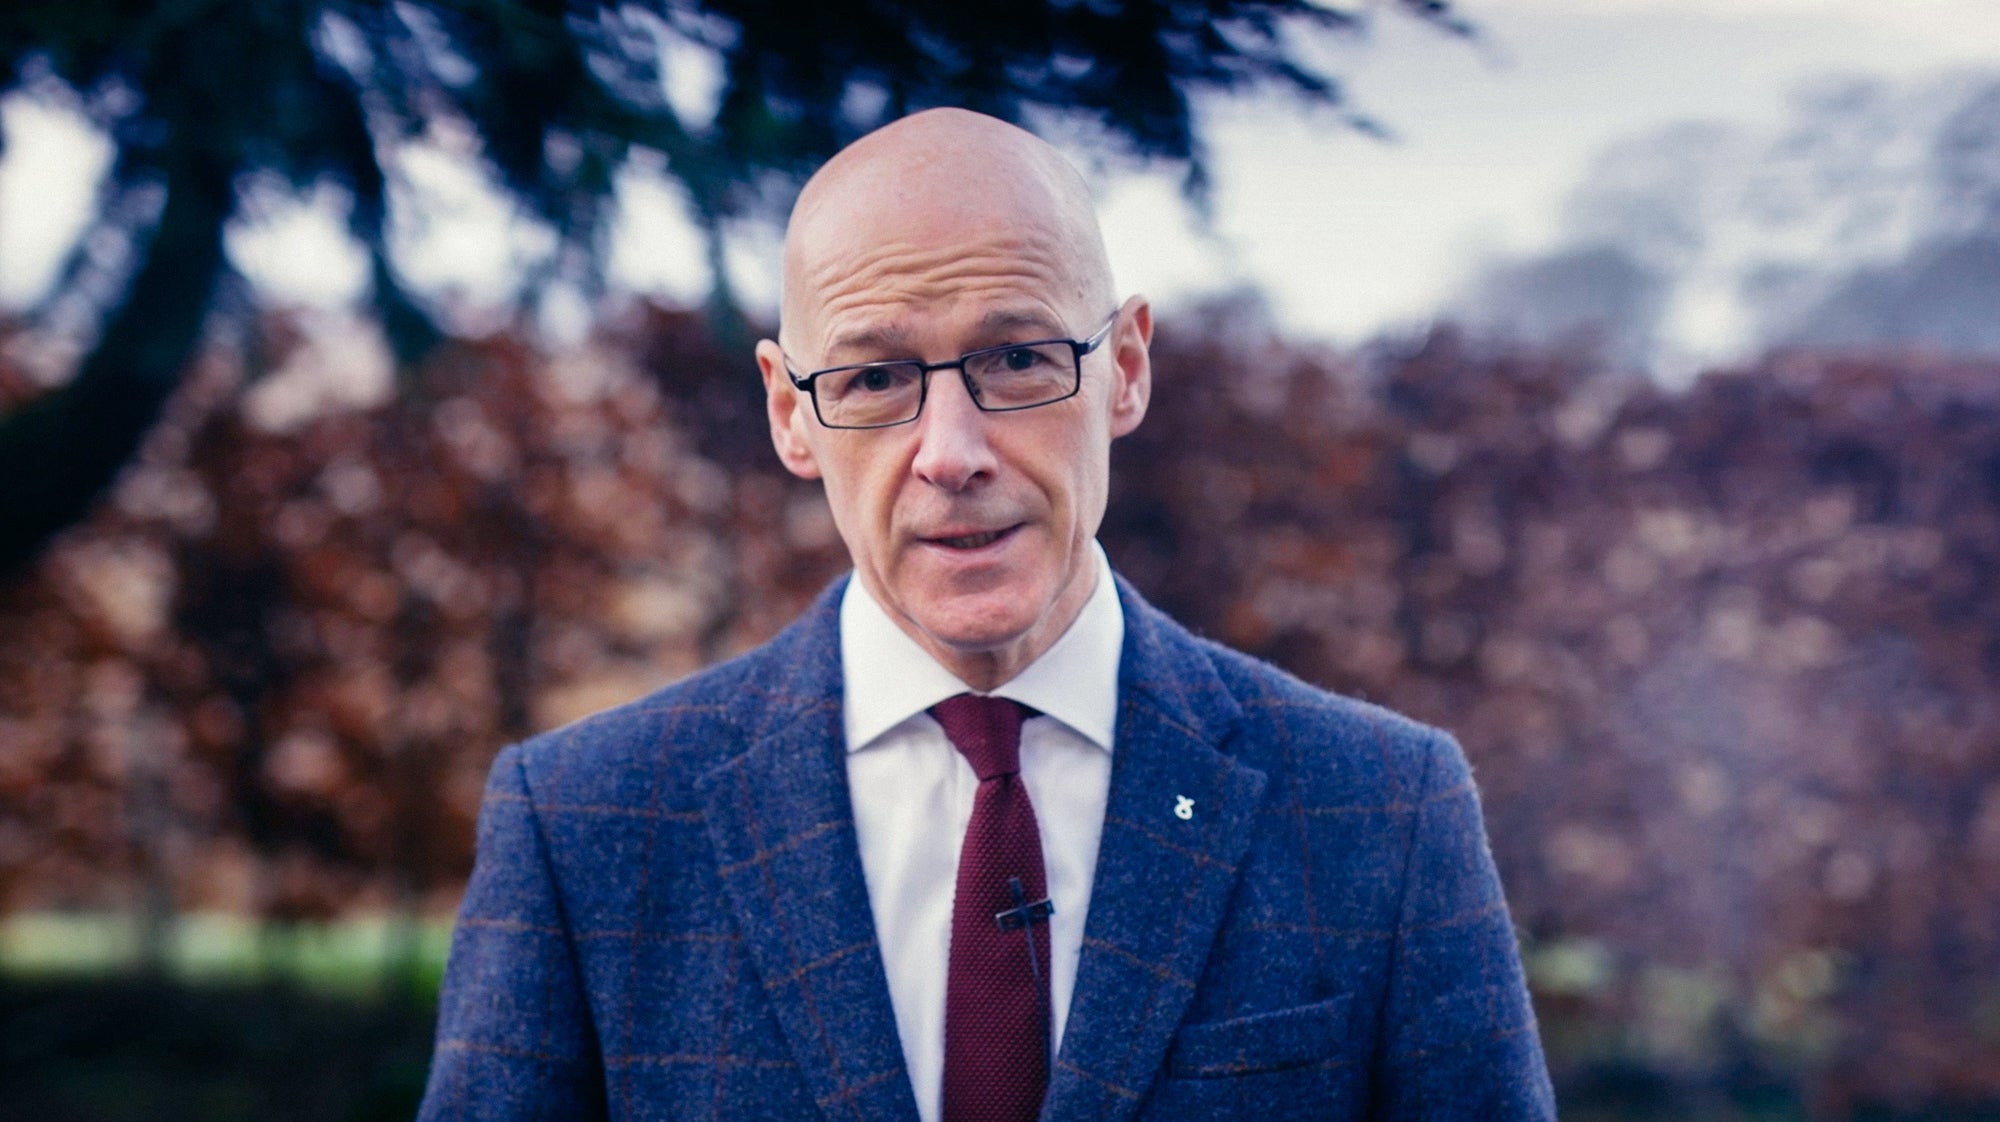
[418,744,607,1120]
[1371,731,1556,1120]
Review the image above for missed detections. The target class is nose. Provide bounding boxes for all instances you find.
[910,369,998,493]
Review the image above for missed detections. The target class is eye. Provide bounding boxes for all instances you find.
[998,347,1049,372]
[824,363,919,401]
[854,367,900,393]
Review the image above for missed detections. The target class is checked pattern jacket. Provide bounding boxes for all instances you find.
[417,574,1556,1121]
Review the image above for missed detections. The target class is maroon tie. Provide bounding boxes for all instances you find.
[930,694,1051,1122]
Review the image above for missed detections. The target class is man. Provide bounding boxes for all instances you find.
[419,108,1554,1121]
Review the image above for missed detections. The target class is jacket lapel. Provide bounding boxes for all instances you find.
[1043,578,1270,1122]
[696,585,921,1122]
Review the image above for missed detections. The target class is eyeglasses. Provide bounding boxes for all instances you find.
[783,314,1117,430]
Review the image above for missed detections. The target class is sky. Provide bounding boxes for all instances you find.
[3,0,1999,356]
[1099,0,2000,347]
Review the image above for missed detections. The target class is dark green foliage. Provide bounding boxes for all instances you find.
[0,975,436,1122]
[0,0,1463,572]
[3,970,1992,1119]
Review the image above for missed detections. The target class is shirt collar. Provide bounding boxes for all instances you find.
[840,542,1123,754]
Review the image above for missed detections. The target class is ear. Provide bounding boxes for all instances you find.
[1106,295,1153,439]
[759,338,823,480]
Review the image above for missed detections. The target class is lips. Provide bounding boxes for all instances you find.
[922,524,1019,550]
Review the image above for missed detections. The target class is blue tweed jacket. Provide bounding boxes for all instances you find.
[419,575,1555,1120]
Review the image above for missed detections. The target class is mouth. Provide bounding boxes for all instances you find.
[922,524,1020,551]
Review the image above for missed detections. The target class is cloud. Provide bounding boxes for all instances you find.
[0,94,114,308]
[1487,0,2000,53]
[1451,67,2000,372]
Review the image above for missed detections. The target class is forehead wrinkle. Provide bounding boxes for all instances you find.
[805,244,1086,359]
[815,272,1073,353]
[802,228,1074,297]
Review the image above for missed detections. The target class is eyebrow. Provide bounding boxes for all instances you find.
[972,308,1066,340]
[824,324,913,362]
[820,308,1071,365]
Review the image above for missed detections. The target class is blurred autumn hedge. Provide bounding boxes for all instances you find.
[2,300,1997,1117]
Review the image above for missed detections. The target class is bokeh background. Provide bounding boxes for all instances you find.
[3,2,1998,1119]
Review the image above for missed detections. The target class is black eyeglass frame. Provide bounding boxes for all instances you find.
[782,313,1118,430]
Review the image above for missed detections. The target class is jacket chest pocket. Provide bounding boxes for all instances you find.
[1144,995,1361,1120]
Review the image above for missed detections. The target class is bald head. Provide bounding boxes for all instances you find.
[778,108,1115,357]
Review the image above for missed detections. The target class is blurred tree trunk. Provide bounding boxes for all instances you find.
[128,715,178,977]
[0,150,231,573]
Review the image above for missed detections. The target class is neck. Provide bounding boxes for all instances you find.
[932,645,1036,694]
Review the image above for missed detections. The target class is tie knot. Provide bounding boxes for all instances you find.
[929,694,1033,780]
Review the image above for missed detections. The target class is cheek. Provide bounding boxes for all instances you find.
[1070,423,1116,526]
[1020,419,1108,519]
[817,441,908,548]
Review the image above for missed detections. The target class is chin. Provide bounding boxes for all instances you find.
[919,605,1040,656]
[909,588,1050,658]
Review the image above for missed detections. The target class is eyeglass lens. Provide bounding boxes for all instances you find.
[815,342,1077,428]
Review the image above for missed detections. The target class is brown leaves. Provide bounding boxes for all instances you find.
[1,309,1996,1100]
[1109,329,2000,1103]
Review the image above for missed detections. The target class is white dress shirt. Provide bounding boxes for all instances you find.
[840,542,1122,1122]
